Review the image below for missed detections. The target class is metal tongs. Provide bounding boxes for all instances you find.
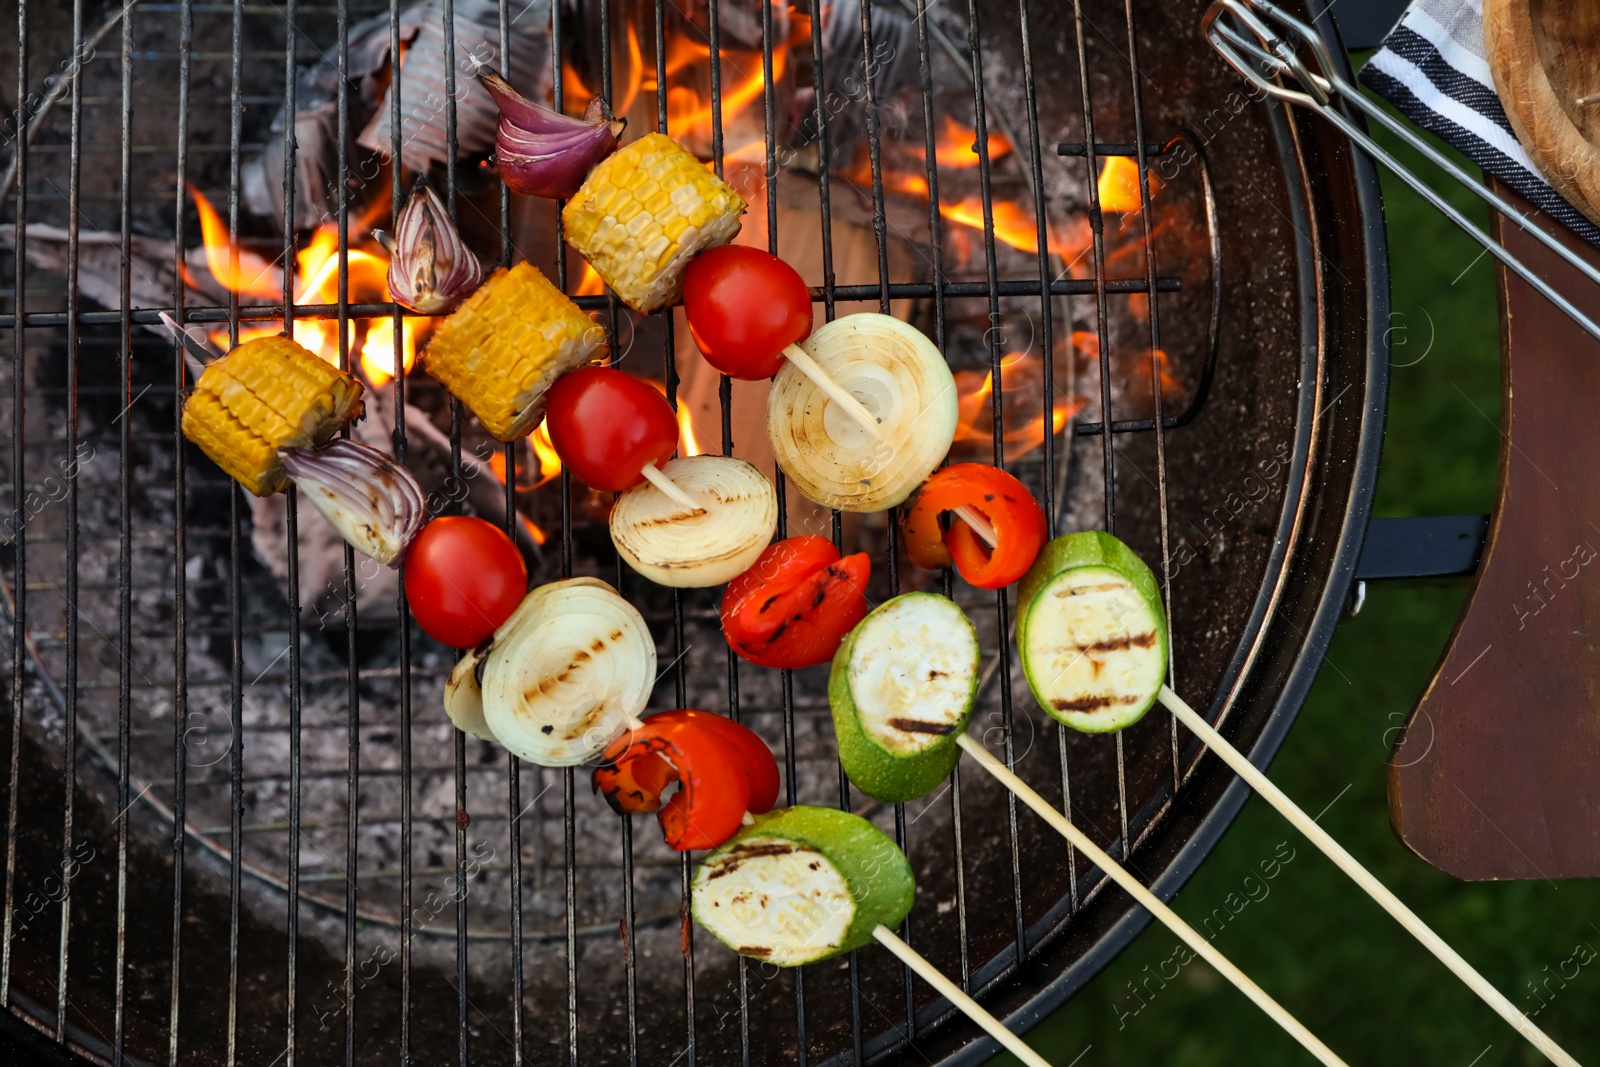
[1203,0,1600,345]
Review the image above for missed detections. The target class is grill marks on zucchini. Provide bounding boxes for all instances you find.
[694,836,856,966]
[691,807,916,967]
[828,593,980,802]
[846,595,976,756]
[1018,535,1171,734]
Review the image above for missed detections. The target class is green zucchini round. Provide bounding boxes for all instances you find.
[1016,532,1170,733]
[828,592,980,802]
[691,806,915,967]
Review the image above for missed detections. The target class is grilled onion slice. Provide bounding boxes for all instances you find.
[472,577,656,766]
[610,455,778,588]
[767,313,959,513]
[443,644,498,744]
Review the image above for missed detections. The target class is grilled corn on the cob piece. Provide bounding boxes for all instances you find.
[562,133,745,313]
[181,335,365,497]
[422,261,604,442]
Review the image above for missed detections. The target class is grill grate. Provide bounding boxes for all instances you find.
[0,0,1290,1064]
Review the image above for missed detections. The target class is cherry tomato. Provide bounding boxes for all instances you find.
[545,366,679,492]
[683,246,812,380]
[592,712,775,850]
[721,536,870,670]
[403,516,528,648]
[901,464,1047,589]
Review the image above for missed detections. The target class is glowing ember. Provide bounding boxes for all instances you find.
[188,186,426,386]
[1097,156,1156,213]
[933,116,1010,169]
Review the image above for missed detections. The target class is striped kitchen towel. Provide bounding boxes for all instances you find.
[1359,0,1600,248]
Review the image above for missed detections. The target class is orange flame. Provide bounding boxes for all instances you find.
[951,353,1084,462]
[1097,156,1157,213]
[666,42,787,142]
[529,423,563,487]
[934,116,1010,169]
[561,24,644,117]
[484,439,554,545]
[938,197,1087,261]
[186,184,281,299]
[189,186,425,386]
[576,262,606,298]
[678,404,705,457]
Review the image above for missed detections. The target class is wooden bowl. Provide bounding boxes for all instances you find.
[1484,0,1600,227]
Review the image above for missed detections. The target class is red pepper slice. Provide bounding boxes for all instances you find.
[648,709,780,813]
[901,463,1048,589]
[592,711,780,850]
[720,536,871,670]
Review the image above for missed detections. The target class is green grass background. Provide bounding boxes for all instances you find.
[1008,103,1600,1065]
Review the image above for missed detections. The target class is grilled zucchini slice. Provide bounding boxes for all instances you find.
[691,806,913,967]
[1016,532,1169,733]
[828,592,979,802]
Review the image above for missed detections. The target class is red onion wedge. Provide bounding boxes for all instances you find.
[279,439,427,567]
[372,178,483,315]
[474,61,625,199]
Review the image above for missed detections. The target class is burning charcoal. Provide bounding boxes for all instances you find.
[358,0,552,177]
[240,3,420,226]
[789,0,920,173]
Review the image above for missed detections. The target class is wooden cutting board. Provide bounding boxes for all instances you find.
[1388,182,1600,881]
[1483,0,1600,226]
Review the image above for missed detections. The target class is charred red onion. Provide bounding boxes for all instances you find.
[279,439,427,566]
[373,179,483,315]
[475,62,625,199]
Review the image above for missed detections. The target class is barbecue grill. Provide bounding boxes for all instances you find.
[0,0,1387,1063]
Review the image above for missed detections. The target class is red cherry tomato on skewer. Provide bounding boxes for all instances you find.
[683,247,813,380]
[592,711,779,850]
[545,366,679,492]
[721,536,871,670]
[901,464,1047,589]
[403,516,528,648]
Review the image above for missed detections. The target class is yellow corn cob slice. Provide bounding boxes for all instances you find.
[422,261,605,442]
[181,335,365,497]
[562,133,746,313]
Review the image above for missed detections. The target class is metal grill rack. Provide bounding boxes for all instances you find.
[0,0,1387,1064]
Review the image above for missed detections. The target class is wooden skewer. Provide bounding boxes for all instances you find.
[1156,686,1578,1067]
[955,732,1350,1067]
[639,463,706,515]
[781,342,890,442]
[952,505,999,548]
[872,924,1052,1067]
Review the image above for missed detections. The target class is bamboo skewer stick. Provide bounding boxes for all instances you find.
[872,924,1052,1067]
[953,505,1000,548]
[781,342,890,442]
[639,462,706,515]
[955,733,1350,1067]
[1156,686,1578,1067]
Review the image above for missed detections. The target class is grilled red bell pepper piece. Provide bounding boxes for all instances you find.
[592,710,779,850]
[720,536,870,670]
[901,463,1047,589]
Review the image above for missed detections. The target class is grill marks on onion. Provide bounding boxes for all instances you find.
[609,455,778,587]
[456,577,655,766]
